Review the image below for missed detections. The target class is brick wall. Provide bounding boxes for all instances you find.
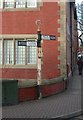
[1,2,60,80]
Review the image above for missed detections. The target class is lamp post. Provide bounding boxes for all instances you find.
[36,20,42,99]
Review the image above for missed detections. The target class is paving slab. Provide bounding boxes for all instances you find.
[2,66,82,119]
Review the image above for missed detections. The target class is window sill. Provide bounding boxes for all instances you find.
[1,7,40,11]
[0,64,37,69]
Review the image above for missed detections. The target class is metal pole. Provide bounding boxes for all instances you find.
[37,47,42,99]
[36,20,42,99]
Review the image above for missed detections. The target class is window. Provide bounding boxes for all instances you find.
[27,0,37,8]
[0,0,3,8]
[16,0,26,8]
[26,40,36,64]
[15,39,25,64]
[3,0,38,9]
[15,39,37,65]
[4,0,14,8]
[4,40,14,64]
[0,40,2,64]
[1,38,37,66]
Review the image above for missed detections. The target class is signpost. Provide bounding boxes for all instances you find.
[17,26,56,100]
[18,35,56,47]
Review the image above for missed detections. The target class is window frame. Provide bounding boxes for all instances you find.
[26,39,37,64]
[3,39,14,65]
[27,0,37,8]
[15,38,26,65]
[1,0,39,9]
[0,36,37,69]
[0,39,2,65]
[0,0,3,8]
[15,0,26,8]
[4,0,15,8]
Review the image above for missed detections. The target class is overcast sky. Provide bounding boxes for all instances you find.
[75,0,83,4]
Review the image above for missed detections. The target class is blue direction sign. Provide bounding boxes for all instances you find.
[41,35,56,40]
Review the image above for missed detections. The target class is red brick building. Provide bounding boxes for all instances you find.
[0,0,78,102]
[66,2,78,77]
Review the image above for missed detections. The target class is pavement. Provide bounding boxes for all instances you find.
[1,66,83,119]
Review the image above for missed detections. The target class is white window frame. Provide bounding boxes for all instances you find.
[1,0,38,9]
[15,39,37,65]
[26,39,37,64]
[16,0,26,8]
[0,0,3,8]
[0,37,37,68]
[27,0,37,8]
[3,0,38,9]
[4,0,15,8]
[15,39,26,65]
[4,39,14,65]
[0,39,2,64]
